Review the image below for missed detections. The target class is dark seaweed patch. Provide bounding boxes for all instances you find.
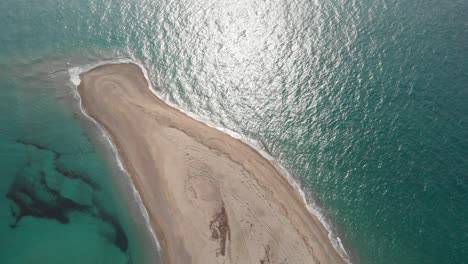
[6,171,91,228]
[8,139,128,253]
[16,138,99,190]
[55,167,100,190]
[96,205,129,252]
[15,139,60,159]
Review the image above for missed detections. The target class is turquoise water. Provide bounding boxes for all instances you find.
[1,0,467,263]
[0,59,161,262]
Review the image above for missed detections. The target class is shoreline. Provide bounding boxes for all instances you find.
[76,62,348,263]
[69,60,163,255]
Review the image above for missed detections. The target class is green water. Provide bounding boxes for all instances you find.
[0,63,159,263]
[1,0,467,263]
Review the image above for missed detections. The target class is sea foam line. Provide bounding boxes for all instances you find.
[68,59,162,255]
[68,59,351,263]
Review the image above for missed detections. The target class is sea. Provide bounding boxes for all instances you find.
[0,0,466,263]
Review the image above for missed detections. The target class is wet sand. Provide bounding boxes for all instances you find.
[78,63,345,264]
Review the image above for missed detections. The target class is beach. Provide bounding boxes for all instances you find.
[78,63,344,264]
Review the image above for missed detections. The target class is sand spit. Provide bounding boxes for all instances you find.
[78,63,345,264]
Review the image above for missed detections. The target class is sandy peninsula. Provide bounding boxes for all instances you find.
[78,63,345,264]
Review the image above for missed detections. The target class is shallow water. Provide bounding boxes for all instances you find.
[1,0,467,263]
[0,57,161,263]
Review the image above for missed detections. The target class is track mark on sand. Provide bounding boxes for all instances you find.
[260,245,271,264]
[209,205,231,257]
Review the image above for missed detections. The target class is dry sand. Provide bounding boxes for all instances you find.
[78,63,345,264]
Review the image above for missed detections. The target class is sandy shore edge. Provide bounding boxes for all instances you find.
[69,59,162,255]
[76,62,348,264]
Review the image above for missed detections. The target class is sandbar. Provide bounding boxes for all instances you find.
[78,63,345,264]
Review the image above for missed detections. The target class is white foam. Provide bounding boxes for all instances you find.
[68,66,82,86]
[68,59,351,263]
[68,59,162,254]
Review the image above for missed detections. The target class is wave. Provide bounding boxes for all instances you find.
[68,58,351,263]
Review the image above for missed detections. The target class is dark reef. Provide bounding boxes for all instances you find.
[55,166,100,190]
[6,171,90,227]
[98,206,129,252]
[5,138,129,253]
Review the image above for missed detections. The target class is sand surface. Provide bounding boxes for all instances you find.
[78,63,345,264]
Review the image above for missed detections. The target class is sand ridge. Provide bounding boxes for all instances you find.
[78,63,345,264]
